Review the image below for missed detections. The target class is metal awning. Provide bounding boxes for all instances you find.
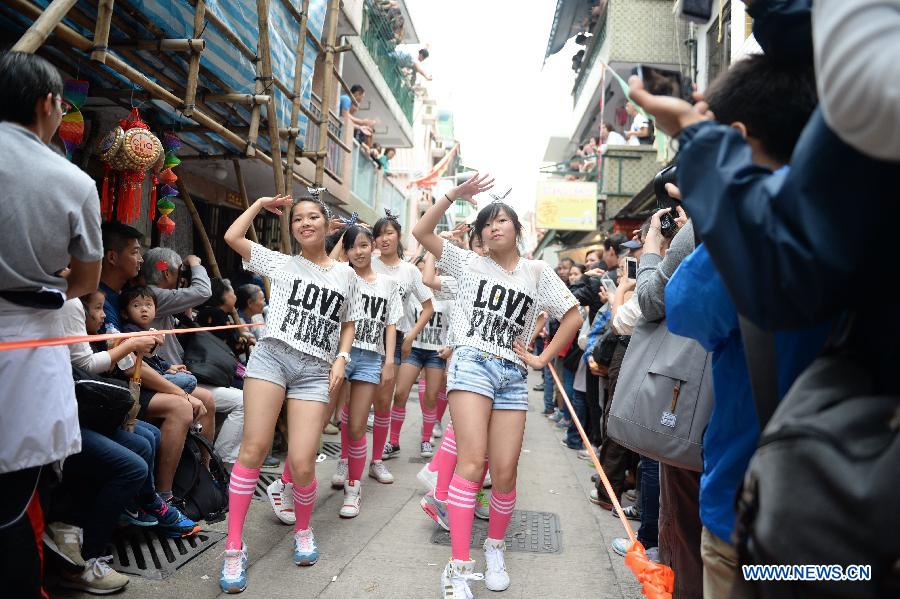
[544,0,593,61]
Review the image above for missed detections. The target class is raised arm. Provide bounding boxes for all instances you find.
[422,252,441,291]
[224,194,292,260]
[412,173,494,259]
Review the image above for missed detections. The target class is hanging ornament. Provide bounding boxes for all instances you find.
[95,107,162,223]
[155,132,182,236]
[156,214,176,236]
[59,79,89,161]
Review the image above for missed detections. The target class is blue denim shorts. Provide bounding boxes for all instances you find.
[245,338,330,402]
[404,346,447,370]
[163,370,197,394]
[345,346,383,385]
[392,331,405,365]
[446,346,529,410]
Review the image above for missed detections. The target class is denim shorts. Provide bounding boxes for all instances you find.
[404,346,447,370]
[446,346,529,410]
[345,346,384,385]
[164,370,197,394]
[245,338,330,402]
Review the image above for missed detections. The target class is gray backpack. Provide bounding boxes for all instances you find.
[606,317,713,471]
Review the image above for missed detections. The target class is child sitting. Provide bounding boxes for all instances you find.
[119,286,198,394]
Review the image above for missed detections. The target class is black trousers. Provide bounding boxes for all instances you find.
[595,342,636,503]
[0,466,47,599]
[584,370,603,447]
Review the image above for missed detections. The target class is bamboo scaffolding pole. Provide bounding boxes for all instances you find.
[176,178,244,327]
[6,0,313,190]
[204,93,270,105]
[182,0,206,118]
[283,0,310,197]
[256,0,289,252]
[111,38,205,52]
[232,158,258,244]
[90,0,114,62]
[315,0,342,187]
[11,0,78,52]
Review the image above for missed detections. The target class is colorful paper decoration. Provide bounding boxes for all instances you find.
[154,132,182,236]
[59,79,89,161]
[95,107,162,223]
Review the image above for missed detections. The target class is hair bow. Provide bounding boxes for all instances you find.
[154,260,169,272]
[338,212,359,227]
[383,208,399,222]
[488,188,512,203]
[306,186,326,200]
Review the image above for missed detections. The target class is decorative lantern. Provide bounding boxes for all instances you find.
[154,133,182,236]
[96,107,162,223]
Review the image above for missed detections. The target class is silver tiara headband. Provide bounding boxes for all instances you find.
[488,188,512,204]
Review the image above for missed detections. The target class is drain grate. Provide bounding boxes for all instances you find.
[430,510,561,554]
[105,527,225,580]
[321,440,342,459]
[253,471,280,500]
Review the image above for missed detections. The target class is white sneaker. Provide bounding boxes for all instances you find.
[266,477,295,525]
[483,538,510,591]
[482,470,492,488]
[339,480,361,518]
[420,440,434,458]
[219,544,249,593]
[331,458,348,489]
[368,460,394,484]
[441,558,484,599]
[432,421,443,438]
[416,464,438,493]
[366,412,375,429]
[59,556,129,594]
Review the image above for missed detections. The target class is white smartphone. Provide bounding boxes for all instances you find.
[625,257,638,280]
[601,277,617,295]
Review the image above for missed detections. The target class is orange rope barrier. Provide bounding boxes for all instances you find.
[0,322,262,352]
[548,364,675,599]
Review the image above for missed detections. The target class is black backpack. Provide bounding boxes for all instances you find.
[71,366,134,435]
[180,325,238,388]
[172,430,230,523]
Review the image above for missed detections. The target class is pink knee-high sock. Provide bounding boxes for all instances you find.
[418,378,426,403]
[421,407,437,443]
[281,461,293,485]
[434,425,456,501]
[292,479,317,532]
[389,406,406,446]
[447,474,481,561]
[427,422,452,473]
[435,387,448,422]
[227,462,260,549]
[371,410,391,461]
[340,404,350,460]
[347,436,367,482]
[487,488,516,540]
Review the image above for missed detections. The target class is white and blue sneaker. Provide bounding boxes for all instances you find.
[219,544,248,594]
[293,528,319,566]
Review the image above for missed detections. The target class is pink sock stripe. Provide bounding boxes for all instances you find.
[230,473,258,484]
[348,448,367,457]
[390,409,406,417]
[292,492,317,505]
[229,481,257,492]
[490,497,516,509]
[447,498,476,509]
[373,417,391,425]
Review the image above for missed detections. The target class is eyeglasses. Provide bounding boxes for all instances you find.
[55,95,73,116]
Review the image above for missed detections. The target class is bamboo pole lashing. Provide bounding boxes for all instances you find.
[11,0,78,53]
[111,38,206,52]
[182,0,206,117]
[90,0,114,62]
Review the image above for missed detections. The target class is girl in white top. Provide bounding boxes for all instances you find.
[369,211,434,480]
[219,194,358,594]
[413,175,582,598]
[328,225,402,517]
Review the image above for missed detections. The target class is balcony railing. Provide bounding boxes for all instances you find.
[305,92,345,181]
[361,0,416,123]
[350,141,378,208]
[572,1,609,102]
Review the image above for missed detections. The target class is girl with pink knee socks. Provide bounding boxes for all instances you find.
[219,192,361,594]
[412,177,582,598]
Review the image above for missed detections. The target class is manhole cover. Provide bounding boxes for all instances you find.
[105,528,225,580]
[430,510,561,554]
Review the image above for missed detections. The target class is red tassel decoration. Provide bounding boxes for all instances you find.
[100,169,111,219]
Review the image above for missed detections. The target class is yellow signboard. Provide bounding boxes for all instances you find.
[535,180,598,231]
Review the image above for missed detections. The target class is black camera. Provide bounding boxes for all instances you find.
[653,164,680,237]
[679,0,714,23]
